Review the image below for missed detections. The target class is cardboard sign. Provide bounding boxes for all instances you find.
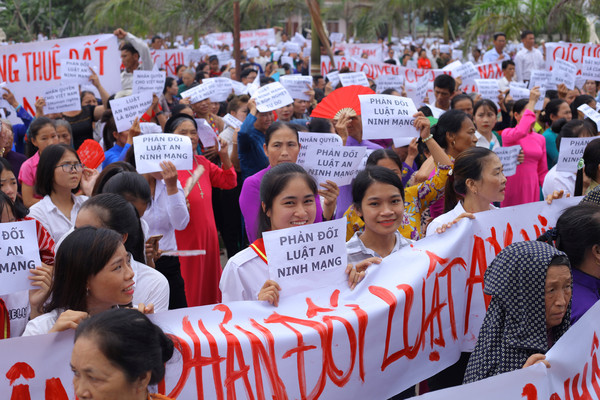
[279,74,313,101]
[133,134,193,174]
[302,145,367,186]
[109,91,153,133]
[195,118,219,148]
[203,77,233,102]
[493,145,521,177]
[375,74,405,93]
[0,220,42,295]
[556,136,597,173]
[296,132,343,165]
[42,84,82,114]
[59,59,91,84]
[253,82,294,112]
[474,79,500,108]
[550,59,577,90]
[360,94,419,139]
[339,72,370,87]
[77,139,105,169]
[577,103,600,125]
[581,56,600,81]
[132,70,166,96]
[222,113,243,129]
[263,219,347,296]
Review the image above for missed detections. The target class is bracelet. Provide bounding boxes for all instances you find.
[422,134,434,143]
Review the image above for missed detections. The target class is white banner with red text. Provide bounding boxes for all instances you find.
[0,198,578,399]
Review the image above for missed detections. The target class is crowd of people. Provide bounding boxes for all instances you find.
[0,26,599,399]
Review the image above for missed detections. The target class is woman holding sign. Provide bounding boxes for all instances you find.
[165,114,237,307]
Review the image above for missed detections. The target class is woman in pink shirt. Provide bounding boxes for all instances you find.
[501,87,547,207]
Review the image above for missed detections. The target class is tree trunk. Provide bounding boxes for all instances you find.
[443,6,449,42]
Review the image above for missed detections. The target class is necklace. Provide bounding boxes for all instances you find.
[207,115,218,133]
[186,158,204,198]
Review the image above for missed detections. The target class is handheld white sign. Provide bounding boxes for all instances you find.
[132,70,166,96]
[203,77,233,102]
[556,136,597,173]
[454,62,480,84]
[195,118,219,148]
[0,220,42,296]
[577,103,600,125]
[180,81,217,103]
[42,84,82,114]
[405,75,429,105]
[109,91,154,133]
[279,74,313,101]
[474,79,500,108]
[296,132,343,165]
[59,59,91,84]
[222,113,243,129]
[302,145,367,186]
[508,82,530,101]
[581,57,600,81]
[252,82,293,112]
[493,145,521,177]
[133,134,193,174]
[528,70,553,90]
[326,70,340,87]
[359,94,419,140]
[550,59,577,90]
[263,219,347,297]
[375,74,405,93]
[339,72,370,87]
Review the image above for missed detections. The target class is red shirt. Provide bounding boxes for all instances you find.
[418,57,432,69]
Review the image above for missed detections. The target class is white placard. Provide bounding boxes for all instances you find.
[329,32,344,43]
[375,74,405,93]
[528,69,553,89]
[109,91,154,133]
[339,72,370,87]
[246,47,259,59]
[222,113,243,129]
[296,132,343,165]
[454,62,480,84]
[139,122,162,135]
[279,75,313,101]
[577,103,600,125]
[246,71,261,97]
[0,220,42,296]
[253,82,294,112]
[132,70,166,96]
[493,145,521,177]
[581,56,600,81]
[180,81,217,103]
[59,59,91,84]
[42,84,82,114]
[508,82,530,101]
[292,33,307,46]
[302,145,367,186]
[326,70,340,87]
[230,79,249,96]
[284,42,301,54]
[405,74,429,105]
[474,79,500,108]
[280,56,295,67]
[556,136,597,173]
[203,77,233,102]
[359,94,419,139]
[439,44,451,54]
[133,134,193,174]
[263,219,347,297]
[550,59,577,90]
[195,118,219,148]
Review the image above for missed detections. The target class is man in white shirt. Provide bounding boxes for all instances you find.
[483,32,510,63]
[497,60,516,92]
[114,28,154,91]
[514,30,545,82]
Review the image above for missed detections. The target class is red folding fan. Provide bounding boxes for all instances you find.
[310,85,375,119]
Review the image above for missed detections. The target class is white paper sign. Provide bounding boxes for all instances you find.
[375,74,405,93]
[528,69,553,90]
[195,118,219,147]
[132,70,166,95]
[222,113,243,129]
[230,80,249,96]
[508,82,530,101]
[263,218,347,297]
[454,62,480,84]
[326,70,340,87]
[556,136,597,173]
[550,59,577,90]
[302,145,367,186]
[283,43,301,55]
[329,32,344,43]
[42,84,82,114]
[253,82,294,112]
[203,77,233,102]
[109,91,153,133]
[439,44,451,54]
[493,145,521,177]
[360,94,419,139]
[139,122,162,135]
[474,79,500,108]
[133,134,193,174]
[577,103,600,125]
[405,75,429,105]
[180,81,217,103]
[581,56,600,80]
[59,59,91,84]
[280,56,295,67]
[279,75,313,101]
[339,72,370,87]
[296,132,343,165]
[0,220,42,296]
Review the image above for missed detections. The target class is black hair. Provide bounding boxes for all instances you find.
[101,171,152,208]
[510,99,529,127]
[451,94,474,110]
[521,30,534,40]
[26,117,56,157]
[80,193,146,263]
[307,118,334,133]
[226,95,250,114]
[473,99,498,115]
[80,90,97,103]
[501,60,515,70]
[312,75,323,84]
[543,98,568,125]
[434,74,455,94]
[352,166,405,210]
[257,163,317,238]
[570,95,595,120]
[381,88,400,95]
[120,42,139,56]
[75,308,174,386]
[91,162,135,196]
[0,191,17,222]
[0,158,28,218]
[553,119,594,152]
[164,113,197,134]
[264,121,299,146]
[151,35,162,44]
[46,226,123,313]
[366,148,403,171]
[575,138,600,195]
[537,204,600,269]
[163,76,176,95]
[493,32,506,41]
[171,103,193,116]
[35,144,81,196]
[175,64,186,74]
[101,110,118,150]
[240,68,257,80]
[444,147,496,212]
[431,109,470,149]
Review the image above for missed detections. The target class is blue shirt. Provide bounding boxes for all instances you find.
[238,113,269,180]
[102,143,131,168]
[12,106,34,154]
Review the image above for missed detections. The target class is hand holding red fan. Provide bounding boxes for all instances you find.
[77,139,105,170]
[310,85,375,120]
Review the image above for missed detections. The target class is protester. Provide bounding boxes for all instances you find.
[114,28,154,91]
[514,30,544,82]
[574,138,600,195]
[497,60,516,92]
[541,99,572,169]
[463,241,571,383]
[483,32,509,63]
[473,100,503,150]
[159,77,181,114]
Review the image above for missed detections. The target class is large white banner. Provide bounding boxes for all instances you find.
[205,28,276,49]
[0,34,121,116]
[545,42,600,74]
[150,49,191,77]
[0,198,578,398]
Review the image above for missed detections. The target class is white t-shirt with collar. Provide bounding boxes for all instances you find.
[426,201,497,236]
[28,194,88,243]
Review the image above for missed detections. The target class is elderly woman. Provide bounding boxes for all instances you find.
[463,241,572,383]
[71,308,174,400]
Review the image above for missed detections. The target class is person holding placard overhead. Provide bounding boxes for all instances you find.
[114,28,153,91]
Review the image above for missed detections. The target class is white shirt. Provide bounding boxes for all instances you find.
[542,165,576,198]
[514,47,545,82]
[120,32,154,91]
[29,194,88,243]
[141,180,189,252]
[23,308,62,336]
[482,48,509,63]
[1,291,30,337]
[220,247,268,302]
[346,231,413,265]
[475,131,501,151]
[497,76,516,92]
[131,259,170,312]
[426,201,497,236]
